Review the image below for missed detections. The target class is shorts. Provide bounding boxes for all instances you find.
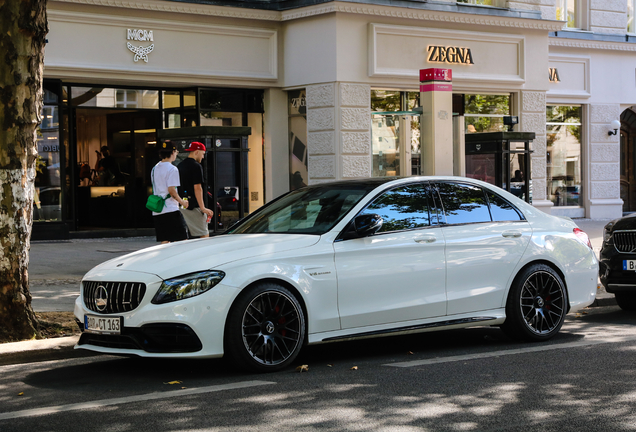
[180,207,209,237]
[153,211,189,242]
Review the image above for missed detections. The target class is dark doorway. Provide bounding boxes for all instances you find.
[160,127,251,234]
[74,109,160,230]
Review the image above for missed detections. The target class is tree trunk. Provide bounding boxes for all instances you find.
[0,0,48,342]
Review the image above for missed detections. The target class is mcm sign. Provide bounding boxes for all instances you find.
[126,29,154,63]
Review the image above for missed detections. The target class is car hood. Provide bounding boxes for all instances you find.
[611,213,636,231]
[85,234,321,280]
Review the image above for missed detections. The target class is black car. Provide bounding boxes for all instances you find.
[600,214,636,310]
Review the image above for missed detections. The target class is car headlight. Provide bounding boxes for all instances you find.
[152,271,225,305]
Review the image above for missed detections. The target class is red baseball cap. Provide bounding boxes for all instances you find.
[185,141,205,152]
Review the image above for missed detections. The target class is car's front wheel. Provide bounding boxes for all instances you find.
[225,283,306,372]
[615,292,636,311]
[501,264,567,341]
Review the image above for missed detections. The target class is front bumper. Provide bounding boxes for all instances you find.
[599,242,636,293]
[74,272,239,358]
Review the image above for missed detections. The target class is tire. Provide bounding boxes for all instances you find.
[501,264,568,342]
[225,283,306,372]
[615,292,636,311]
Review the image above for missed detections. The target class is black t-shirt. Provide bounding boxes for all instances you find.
[178,157,205,209]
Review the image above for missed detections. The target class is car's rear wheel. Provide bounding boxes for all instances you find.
[615,292,636,311]
[225,283,305,372]
[501,264,567,341]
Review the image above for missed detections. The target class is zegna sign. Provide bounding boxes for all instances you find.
[427,45,474,65]
[126,29,154,63]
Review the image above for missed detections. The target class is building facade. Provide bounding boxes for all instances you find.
[36,0,636,239]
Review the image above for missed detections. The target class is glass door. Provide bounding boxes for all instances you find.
[207,137,248,233]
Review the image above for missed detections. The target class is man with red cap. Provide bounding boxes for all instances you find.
[178,141,214,238]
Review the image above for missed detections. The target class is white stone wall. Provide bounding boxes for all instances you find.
[590,0,627,34]
[306,82,371,184]
[521,91,551,211]
[508,0,557,21]
[588,103,623,218]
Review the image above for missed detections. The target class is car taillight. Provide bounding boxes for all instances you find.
[574,228,593,249]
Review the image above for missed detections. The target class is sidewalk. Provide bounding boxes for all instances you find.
[1,219,617,364]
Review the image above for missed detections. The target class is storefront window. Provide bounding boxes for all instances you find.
[289,90,307,190]
[71,87,159,109]
[35,87,62,222]
[464,94,511,133]
[371,90,421,177]
[546,105,582,207]
[457,0,500,6]
[556,0,578,28]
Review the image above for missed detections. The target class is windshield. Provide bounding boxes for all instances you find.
[229,184,377,235]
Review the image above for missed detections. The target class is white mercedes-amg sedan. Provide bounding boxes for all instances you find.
[74,177,598,372]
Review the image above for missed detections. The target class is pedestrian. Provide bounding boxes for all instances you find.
[152,141,189,243]
[95,145,124,185]
[178,141,214,238]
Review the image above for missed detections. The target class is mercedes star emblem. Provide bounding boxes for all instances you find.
[95,285,108,312]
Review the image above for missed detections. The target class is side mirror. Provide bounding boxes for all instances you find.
[354,214,383,237]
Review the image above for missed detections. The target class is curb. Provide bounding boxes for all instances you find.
[0,336,95,367]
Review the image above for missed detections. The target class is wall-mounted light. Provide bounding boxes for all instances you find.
[503,116,518,132]
[608,119,621,136]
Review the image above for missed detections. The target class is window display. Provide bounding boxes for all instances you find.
[546,105,582,207]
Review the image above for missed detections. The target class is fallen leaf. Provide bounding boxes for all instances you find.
[407,351,414,355]
[181,387,187,389]
[350,366,358,370]
[327,364,333,367]
[296,365,309,373]
[17,392,24,396]
[164,381,182,385]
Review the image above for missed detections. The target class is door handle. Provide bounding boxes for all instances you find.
[502,231,522,238]
[414,235,437,244]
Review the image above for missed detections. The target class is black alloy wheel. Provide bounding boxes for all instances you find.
[501,264,567,341]
[225,283,305,372]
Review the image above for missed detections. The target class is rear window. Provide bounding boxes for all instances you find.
[436,182,492,225]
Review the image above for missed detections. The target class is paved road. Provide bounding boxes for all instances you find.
[2,304,636,431]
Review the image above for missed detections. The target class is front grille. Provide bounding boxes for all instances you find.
[83,281,146,314]
[614,231,636,253]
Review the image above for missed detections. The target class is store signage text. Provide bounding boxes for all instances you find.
[549,67,560,83]
[38,144,59,152]
[291,95,306,109]
[127,29,154,42]
[427,46,474,65]
[126,29,154,63]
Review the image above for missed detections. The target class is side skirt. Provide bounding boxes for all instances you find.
[319,316,498,343]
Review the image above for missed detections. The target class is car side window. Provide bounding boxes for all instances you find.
[487,191,523,221]
[435,182,491,225]
[359,184,432,233]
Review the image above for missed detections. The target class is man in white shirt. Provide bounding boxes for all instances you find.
[151,141,189,243]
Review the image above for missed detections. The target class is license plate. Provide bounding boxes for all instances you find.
[84,315,122,335]
[623,260,636,271]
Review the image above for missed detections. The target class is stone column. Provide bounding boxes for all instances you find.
[306,84,337,184]
[588,104,622,218]
[340,83,372,179]
[306,82,371,184]
[521,91,551,213]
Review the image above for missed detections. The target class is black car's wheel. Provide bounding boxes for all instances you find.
[615,292,636,311]
[225,283,305,372]
[501,264,567,341]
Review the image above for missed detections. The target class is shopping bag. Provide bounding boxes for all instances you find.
[146,194,166,212]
